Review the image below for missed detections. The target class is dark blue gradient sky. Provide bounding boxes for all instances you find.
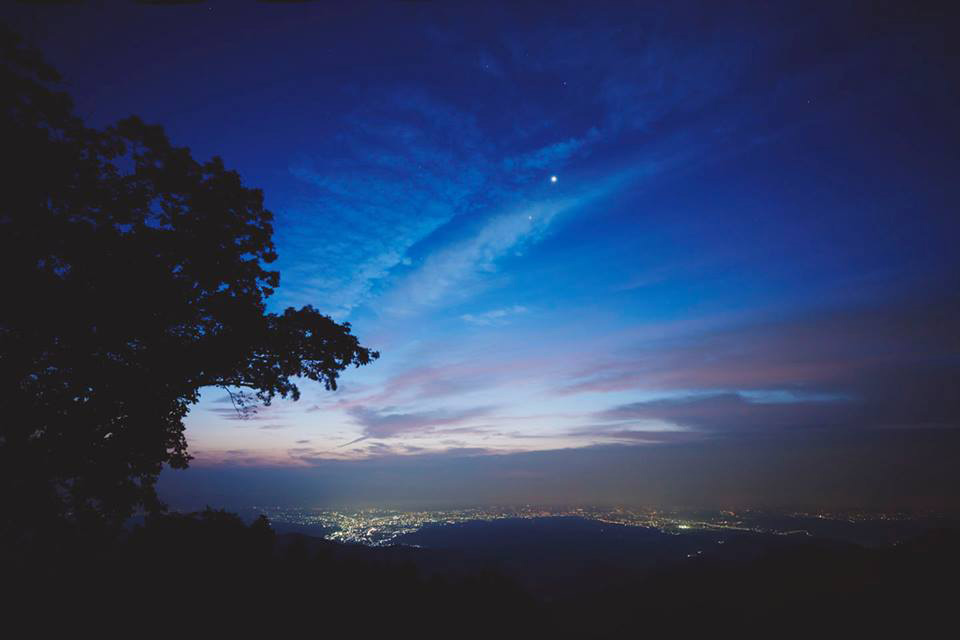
[7,1,958,509]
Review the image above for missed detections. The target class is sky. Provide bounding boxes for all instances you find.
[6,1,959,510]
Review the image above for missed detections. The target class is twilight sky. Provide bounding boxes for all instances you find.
[7,1,959,509]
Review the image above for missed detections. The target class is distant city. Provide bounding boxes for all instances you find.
[246,505,938,547]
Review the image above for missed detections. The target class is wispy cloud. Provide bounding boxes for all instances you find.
[269,11,758,323]
[595,392,858,433]
[345,405,497,442]
[558,290,960,397]
[461,305,529,326]
[381,174,632,315]
[272,91,491,318]
[557,289,960,433]
[503,133,597,171]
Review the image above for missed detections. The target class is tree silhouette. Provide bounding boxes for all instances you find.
[0,26,378,544]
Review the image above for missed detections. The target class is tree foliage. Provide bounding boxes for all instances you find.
[0,27,378,541]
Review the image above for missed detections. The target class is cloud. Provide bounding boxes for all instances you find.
[287,446,325,465]
[273,23,702,322]
[596,392,858,433]
[560,287,960,433]
[382,202,567,312]
[162,429,960,510]
[461,305,529,326]
[584,429,705,445]
[564,288,957,390]
[268,8,764,323]
[330,362,508,408]
[273,91,491,318]
[382,174,630,315]
[345,405,496,440]
[337,436,369,448]
[504,134,595,171]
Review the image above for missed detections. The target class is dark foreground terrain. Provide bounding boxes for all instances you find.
[8,510,958,637]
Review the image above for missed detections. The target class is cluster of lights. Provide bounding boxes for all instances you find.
[246,505,912,547]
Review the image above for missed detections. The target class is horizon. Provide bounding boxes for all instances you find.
[6,1,959,512]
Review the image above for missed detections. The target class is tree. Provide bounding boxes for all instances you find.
[0,27,378,544]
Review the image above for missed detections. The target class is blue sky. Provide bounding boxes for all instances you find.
[7,1,958,508]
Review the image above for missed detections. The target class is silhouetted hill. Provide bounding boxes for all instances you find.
[394,516,823,599]
[8,510,959,637]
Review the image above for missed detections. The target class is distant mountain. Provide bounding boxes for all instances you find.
[393,516,840,598]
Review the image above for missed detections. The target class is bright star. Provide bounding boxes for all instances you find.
[550,175,558,183]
